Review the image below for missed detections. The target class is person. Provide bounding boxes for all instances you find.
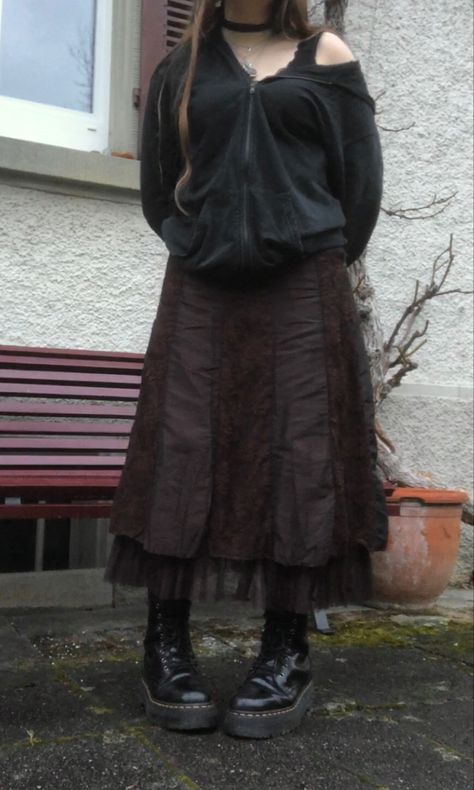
[104,0,389,739]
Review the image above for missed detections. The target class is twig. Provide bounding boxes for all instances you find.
[383,191,457,220]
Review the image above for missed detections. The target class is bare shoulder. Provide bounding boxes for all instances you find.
[315,31,356,65]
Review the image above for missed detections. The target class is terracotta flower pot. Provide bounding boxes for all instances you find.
[370,486,469,606]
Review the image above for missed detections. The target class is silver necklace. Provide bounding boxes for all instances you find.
[226,32,274,79]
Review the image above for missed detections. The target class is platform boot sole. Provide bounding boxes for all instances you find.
[140,678,219,731]
[222,679,314,739]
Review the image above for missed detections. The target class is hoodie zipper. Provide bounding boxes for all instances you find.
[236,72,372,269]
[241,81,256,268]
[239,77,335,269]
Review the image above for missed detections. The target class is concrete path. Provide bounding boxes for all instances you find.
[0,589,472,790]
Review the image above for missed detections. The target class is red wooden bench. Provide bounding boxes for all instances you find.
[0,344,143,520]
[0,342,397,626]
[0,342,397,516]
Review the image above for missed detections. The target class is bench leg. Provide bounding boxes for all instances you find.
[312,608,335,634]
[69,517,110,568]
[34,517,46,571]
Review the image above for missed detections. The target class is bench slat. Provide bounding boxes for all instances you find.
[0,455,125,468]
[0,419,132,435]
[0,340,135,519]
[0,470,120,485]
[0,369,141,387]
[0,503,112,519]
[0,469,120,477]
[0,344,143,361]
[0,402,135,418]
[0,353,143,373]
[0,384,139,400]
[0,437,129,451]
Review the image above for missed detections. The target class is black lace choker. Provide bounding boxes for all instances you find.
[221,17,272,32]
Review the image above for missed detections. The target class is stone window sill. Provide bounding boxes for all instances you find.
[0,136,140,202]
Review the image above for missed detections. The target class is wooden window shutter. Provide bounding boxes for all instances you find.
[138,0,194,156]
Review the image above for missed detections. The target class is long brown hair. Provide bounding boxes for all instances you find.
[170,0,333,213]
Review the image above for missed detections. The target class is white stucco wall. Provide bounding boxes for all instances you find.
[345,0,473,389]
[0,183,165,351]
[342,0,473,501]
[0,0,472,503]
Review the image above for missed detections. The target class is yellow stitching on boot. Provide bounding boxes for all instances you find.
[228,681,313,718]
[142,679,216,710]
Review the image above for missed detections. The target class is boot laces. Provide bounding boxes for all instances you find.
[247,620,297,677]
[149,612,199,673]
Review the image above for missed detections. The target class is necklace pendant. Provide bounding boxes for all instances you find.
[242,61,257,78]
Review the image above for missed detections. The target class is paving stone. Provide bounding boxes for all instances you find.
[300,713,473,790]
[410,625,474,666]
[0,734,192,790]
[0,601,472,790]
[7,604,148,640]
[309,646,473,709]
[57,659,155,726]
[117,648,473,790]
[0,623,39,668]
[143,722,370,790]
[59,655,244,725]
[58,656,371,788]
[389,697,474,756]
[0,668,113,745]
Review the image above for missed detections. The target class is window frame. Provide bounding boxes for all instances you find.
[0,0,113,152]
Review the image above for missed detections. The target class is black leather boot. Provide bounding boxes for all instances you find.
[140,591,218,730]
[223,608,314,739]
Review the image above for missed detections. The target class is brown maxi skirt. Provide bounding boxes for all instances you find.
[103,246,389,615]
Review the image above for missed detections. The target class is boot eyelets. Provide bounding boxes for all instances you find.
[223,609,313,739]
[142,594,218,731]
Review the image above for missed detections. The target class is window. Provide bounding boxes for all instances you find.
[0,0,112,151]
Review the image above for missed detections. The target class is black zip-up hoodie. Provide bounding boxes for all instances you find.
[140,24,383,284]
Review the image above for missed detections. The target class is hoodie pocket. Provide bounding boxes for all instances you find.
[250,187,304,263]
[160,213,200,257]
[161,191,240,265]
[161,188,304,272]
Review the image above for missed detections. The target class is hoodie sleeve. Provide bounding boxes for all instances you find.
[140,54,183,239]
[341,124,384,265]
[323,63,384,266]
[318,61,384,266]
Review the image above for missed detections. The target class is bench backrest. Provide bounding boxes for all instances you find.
[0,344,143,506]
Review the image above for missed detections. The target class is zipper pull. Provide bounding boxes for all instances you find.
[250,83,256,94]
